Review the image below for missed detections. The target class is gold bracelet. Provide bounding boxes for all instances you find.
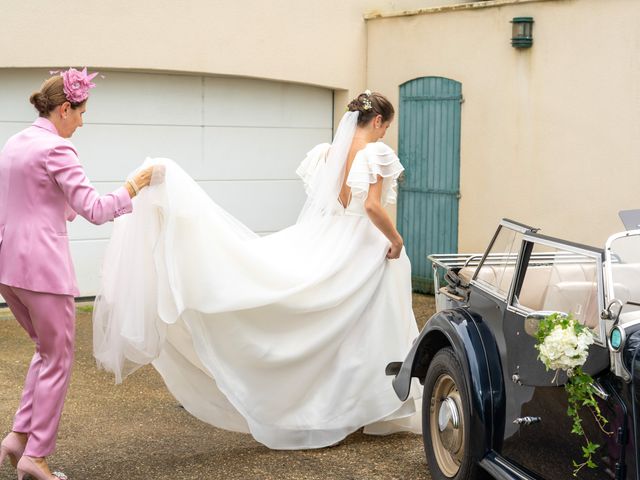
[127,179,140,195]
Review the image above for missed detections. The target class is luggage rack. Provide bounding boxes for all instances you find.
[429,251,596,274]
[428,253,484,272]
[428,251,602,311]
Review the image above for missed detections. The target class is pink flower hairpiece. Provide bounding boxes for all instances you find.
[50,67,99,104]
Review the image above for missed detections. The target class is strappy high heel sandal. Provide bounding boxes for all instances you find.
[0,432,25,468]
[17,456,67,480]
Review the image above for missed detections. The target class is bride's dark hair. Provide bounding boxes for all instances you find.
[347,91,394,127]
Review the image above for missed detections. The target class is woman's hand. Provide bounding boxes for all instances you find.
[125,165,164,198]
[387,237,403,259]
[132,166,154,189]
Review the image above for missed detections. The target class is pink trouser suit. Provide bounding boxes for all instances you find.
[0,117,132,457]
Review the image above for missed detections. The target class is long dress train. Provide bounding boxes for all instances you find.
[92,138,422,449]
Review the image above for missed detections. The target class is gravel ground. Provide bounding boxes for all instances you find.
[0,294,435,480]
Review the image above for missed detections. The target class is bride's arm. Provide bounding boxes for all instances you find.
[364,176,404,259]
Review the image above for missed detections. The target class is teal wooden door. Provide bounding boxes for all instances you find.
[397,77,462,293]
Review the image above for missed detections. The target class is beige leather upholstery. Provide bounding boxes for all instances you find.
[543,281,598,328]
[459,262,600,329]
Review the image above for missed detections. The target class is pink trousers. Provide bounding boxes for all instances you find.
[0,283,75,457]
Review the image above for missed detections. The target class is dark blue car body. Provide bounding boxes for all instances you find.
[388,219,640,480]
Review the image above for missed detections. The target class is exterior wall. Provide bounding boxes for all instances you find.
[0,0,458,123]
[0,69,333,297]
[367,0,640,251]
[4,0,635,278]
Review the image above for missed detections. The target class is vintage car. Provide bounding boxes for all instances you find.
[387,218,640,480]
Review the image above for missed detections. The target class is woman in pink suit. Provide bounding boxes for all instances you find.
[0,68,154,480]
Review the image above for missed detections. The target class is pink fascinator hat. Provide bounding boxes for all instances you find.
[51,67,99,103]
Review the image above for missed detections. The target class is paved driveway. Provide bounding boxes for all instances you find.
[0,295,435,480]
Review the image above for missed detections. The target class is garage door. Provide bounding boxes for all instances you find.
[0,69,333,298]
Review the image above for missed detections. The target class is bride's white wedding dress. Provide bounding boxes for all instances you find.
[93,112,421,449]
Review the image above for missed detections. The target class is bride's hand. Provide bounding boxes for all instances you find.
[387,238,403,259]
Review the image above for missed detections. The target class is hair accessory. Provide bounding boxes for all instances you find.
[51,67,99,103]
[362,90,372,111]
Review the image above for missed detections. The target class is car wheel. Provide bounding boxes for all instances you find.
[423,347,487,480]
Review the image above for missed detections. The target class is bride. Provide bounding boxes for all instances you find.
[93,90,422,449]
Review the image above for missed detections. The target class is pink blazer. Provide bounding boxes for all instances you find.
[0,117,132,296]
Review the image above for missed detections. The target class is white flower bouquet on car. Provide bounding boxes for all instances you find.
[537,315,594,372]
[535,313,609,476]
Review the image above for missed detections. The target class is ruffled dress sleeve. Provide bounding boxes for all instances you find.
[295,143,331,196]
[347,142,404,206]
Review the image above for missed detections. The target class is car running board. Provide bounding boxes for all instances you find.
[479,451,537,480]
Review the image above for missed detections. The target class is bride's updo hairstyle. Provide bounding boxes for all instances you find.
[30,76,85,117]
[347,91,394,127]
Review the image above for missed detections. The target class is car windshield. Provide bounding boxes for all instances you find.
[473,226,523,297]
[607,233,640,320]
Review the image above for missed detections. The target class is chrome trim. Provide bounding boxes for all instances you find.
[472,225,506,283]
[604,229,640,305]
[605,228,640,249]
[604,230,640,379]
[438,397,460,431]
[505,237,528,313]
[432,263,441,294]
[485,453,535,480]
[513,416,541,425]
[595,249,607,345]
[506,304,530,316]
[500,218,535,234]
[523,311,568,337]
[522,233,603,259]
[609,318,640,382]
[427,253,484,270]
[463,253,484,267]
[590,382,609,401]
[602,298,624,322]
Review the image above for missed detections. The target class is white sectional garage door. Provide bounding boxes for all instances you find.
[0,69,333,298]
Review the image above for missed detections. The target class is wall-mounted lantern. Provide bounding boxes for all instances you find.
[511,17,534,49]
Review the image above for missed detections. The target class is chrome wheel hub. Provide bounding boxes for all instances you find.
[438,396,461,452]
[430,374,465,477]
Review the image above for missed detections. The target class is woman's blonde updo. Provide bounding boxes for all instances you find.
[347,91,395,127]
[29,76,85,117]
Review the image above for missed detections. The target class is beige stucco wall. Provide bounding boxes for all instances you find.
[0,0,459,128]
[6,0,633,252]
[367,0,640,251]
